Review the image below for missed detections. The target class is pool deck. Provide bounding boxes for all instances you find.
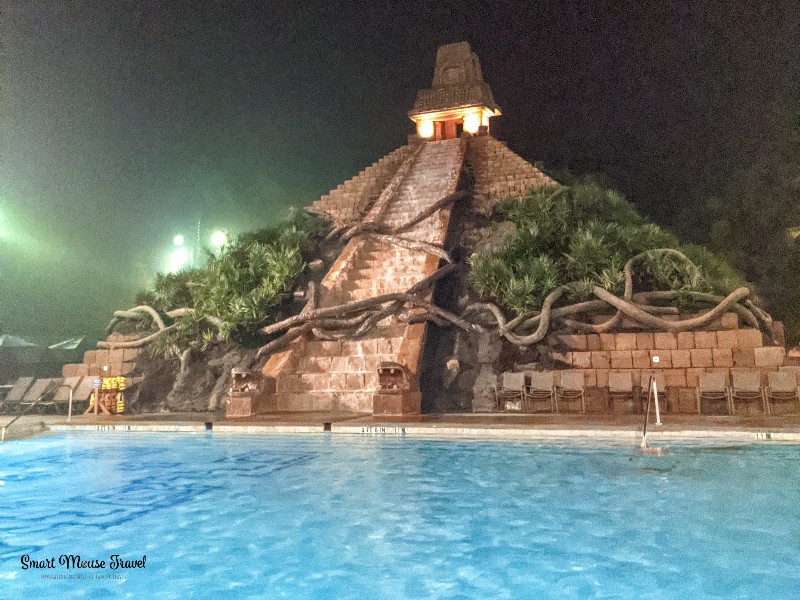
[4,411,800,443]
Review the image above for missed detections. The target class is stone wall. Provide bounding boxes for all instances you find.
[466,135,556,213]
[553,319,794,414]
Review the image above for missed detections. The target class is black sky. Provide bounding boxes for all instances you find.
[1,0,798,342]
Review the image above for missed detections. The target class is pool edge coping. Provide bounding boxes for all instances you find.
[44,422,800,443]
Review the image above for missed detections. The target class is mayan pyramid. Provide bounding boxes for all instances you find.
[231,42,555,417]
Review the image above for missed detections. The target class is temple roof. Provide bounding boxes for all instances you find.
[409,42,500,117]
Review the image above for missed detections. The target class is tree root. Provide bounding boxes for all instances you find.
[364,233,452,263]
[98,325,178,349]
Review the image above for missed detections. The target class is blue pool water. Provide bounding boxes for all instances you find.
[0,433,798,599]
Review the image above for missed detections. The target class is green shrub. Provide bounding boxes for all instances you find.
[137,209,321,355]
[469,180,745,314]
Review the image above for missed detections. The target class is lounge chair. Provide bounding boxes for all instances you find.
[20,378,61,414]
[730,371,767,415]
[556,371,585,413]
[53,377,82,414]
[1,377,35,414]
[608,371,636,413]
[696,372,731,415]
[526,371,555,413]
[765,371,800,415]
[495,372,525,411]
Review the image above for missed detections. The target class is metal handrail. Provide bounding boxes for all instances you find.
[640,376,664,452]
[1,381,59,442]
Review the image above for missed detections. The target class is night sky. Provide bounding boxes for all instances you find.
[2,0,798,343]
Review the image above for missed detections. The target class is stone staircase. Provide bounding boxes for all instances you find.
[264,138,466,414]
[307,144,416,227]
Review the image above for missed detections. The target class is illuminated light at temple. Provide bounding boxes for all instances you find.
[408,42,501,140]
[417,118,435,138]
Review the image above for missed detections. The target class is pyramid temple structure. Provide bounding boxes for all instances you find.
[45,42,793,419]
[225,42,556,418]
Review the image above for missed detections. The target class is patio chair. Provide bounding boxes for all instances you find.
[696,372,731,415]
[556,371,585,413]
[495,371,525,411]
[525,371,555,413]
[20,378,61,414]
[1,377,35,414]
[53,377,82,414]
[730,371,767,415]
[608,371,636,413]
[765,371,800,415]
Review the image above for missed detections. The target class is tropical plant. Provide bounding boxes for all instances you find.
[123,209,322,357]
[469,180,745,314]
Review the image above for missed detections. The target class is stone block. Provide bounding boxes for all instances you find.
[649,350,671,368]
[329,373,347,390]
[720,312,739,330]
[595,369,609,388]
[694,331,718,349]
[632,350,651,369]
[685,368,703,388]
[737,329,763,349]
[226,392,275,418]
[62,363,78,378]
[610,351,633,369]
[671,349,692,368]
[635,333,654,350]
[359,339,378,356]
[715,330,739,349]
[346,373,365,390]
[330,356,349,373]
[754,346,786,368]
[83,350,96,365]
[347,356,366,372]
[615,333,637,351]
[712,348,733,368]
[690,349,713,368]
[105,363,122,377]
[276,375,297,394]
[732,348,756,367]
[599,334,616,351]
[676,332,695,349]
[591,352,610,369]
[654,333,677,350]
[107,349,124,364]
[373,391,421,416]
[586,334,601,351]
[572,352,592,369]
[778,366,800,384]
[560,334,588,351]
[364,355,382,373]
[664,369,687,388]
[122,348,140,362]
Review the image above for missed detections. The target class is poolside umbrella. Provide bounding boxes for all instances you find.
[48,336,85,350]
[0,334,38,348]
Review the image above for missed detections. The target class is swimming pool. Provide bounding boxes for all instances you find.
[0,433,798,599]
